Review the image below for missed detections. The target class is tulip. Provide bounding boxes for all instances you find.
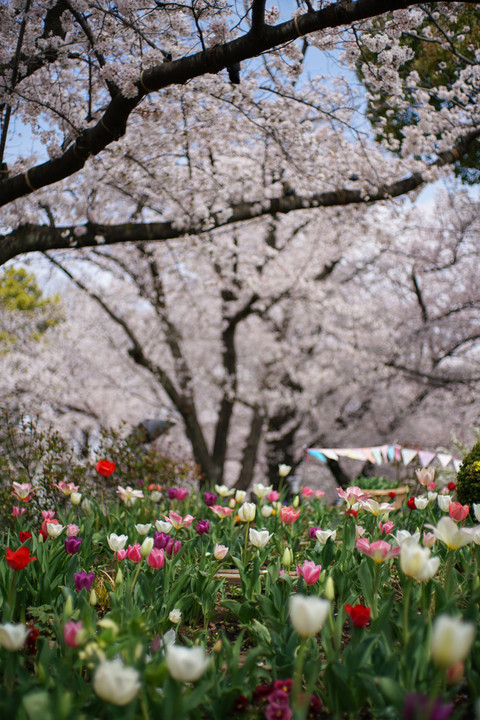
[165,538,182,556]
[12,482,35,501]
[117,485,143,505]
[19,531,32,543]
[93,658,141,705]
[65,536,83,555]
[337,486,370,506]
[115,549,127,561]
[355,538,400,564]
[150,491,162,502]
[47,522,65,538]
[280,506,300,524]
[400,542,440,582]
[392,530,421,547]
[168,487,178,500]
[301,486,314,497]
[176,488,188,501]
[195,519,210,535]
[473,503,480,523]
[361,498,395,516]
[278,464,292,477]
[296,560,322,585]
[169,609,182,624]
[315,528,336,544]
[238,502,256,522]
[155,519,173,534]
[140,537,154,558]
[64,620,85,648]
[249,528,272,548]
[214,544,229,560]
[6,546,36,570]
[324,576,335,601]
[96,460,115,477]
[403,694,453,720]
[204,492,217,506]
[422,532,436,548]
[135,523,152,535]
[261,505,274,518]
[448,502,469,521]
[54,480,80,495]
[282,547,293,568]
[268,490,280,502]
[66,524,80,537]
[378,520,394,534]
[289,595,330,637]
[127,544,142,563]
[235,490,247,503]
[214,484,235,497]
[416,467,435,486]
[209,504,234,518]
[163,511,195,529]
[74,571,95,592]
[426,517,476,550]
[0,623,29,651]
[166,645,210,682]
[437,494,452,512]
[12,506,25,517]
[413,497,429,510]
[70,492,82,505]
[430,615,475,669]
[345,604,371,628]
[107,533,128,552]
[252,483,273,499]
[147,548,165,569]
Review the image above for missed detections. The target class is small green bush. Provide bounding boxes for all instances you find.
[456,440,480,507]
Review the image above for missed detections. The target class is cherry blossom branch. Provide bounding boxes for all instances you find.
[1,0,478,206]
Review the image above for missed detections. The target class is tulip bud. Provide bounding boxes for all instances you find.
[292,495,299,508]
[70,492,82,505]
[115,567,123,586]
[324,576,335,601]
[63,595,74,619]
[141,537,154,558]
[213,638,222,653]
[89,589,97,606]
[281,547,293,569]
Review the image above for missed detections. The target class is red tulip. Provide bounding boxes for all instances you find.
[96,460,115,477]
[448,502,469,521]
[345,604,371,628]
[6,546,37,570]
[19,531,32,543]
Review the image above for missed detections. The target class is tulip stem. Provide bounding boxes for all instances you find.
[402,579,412,648]
[243,522,250,566]
[128,561,143,611]
[292,637,308,719]
[444,552,454,597]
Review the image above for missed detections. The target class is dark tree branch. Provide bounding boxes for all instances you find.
[3,126,480,265]
[1,0,477,206]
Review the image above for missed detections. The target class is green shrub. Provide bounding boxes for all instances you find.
[456,440,480,507]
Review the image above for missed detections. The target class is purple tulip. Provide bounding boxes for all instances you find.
[168,488,178,500]
[73,571,95,592]
[196,519,210,535]
[65,536,83,555]
[403,694,453,720]
[154,531,170,549]
[204,492,217,507]
[165,538,181,556]
[308,526,321,539]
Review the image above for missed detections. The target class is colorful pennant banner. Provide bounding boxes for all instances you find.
[306,444,461,469]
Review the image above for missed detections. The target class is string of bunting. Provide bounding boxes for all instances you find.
[306,444,462,473]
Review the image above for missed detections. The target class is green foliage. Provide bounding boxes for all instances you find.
[456,439,480,506]
[0,267,61,348]
[357,4,480,184]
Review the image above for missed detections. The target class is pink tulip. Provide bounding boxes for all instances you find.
[64,620,84,648]
[12,506,26,517]
[356,538,401,564]
[147,548,165,569]
[41,510,56,521]
[214,544,229,560]
[114,549,127,561]
[379,520,394,535]
[268,491,280,502]
[66,524,80,537]
[301,486,314,497]
[296,560,322,585]
[448,502,469,522]
[209,505,234,518]
[280,506,300,524]
[127,543,142,563]
[163,511,195,529]
[175,488,188,501]
[337,486,370,506]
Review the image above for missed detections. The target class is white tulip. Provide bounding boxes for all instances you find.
[155,520,172,534]
[289,595,330,637]
[135,523,151,535]
[400,543,440,582]
[278,464,292,477]
[166,645,210,682]
[252,483,273,499]
[214,484,234,497]
[473,503,480,523]
[237,502,256,522]
[0,623,29,651]
[431,615,475,669]
[392,530,421,547]
[169,609,182,624]
[426,517,476,550]
[140,537,154,557]
[414,496,429,510]
[261,505,274,518]
[47,522,64,538]
[235,490,247,503]
[70,492,82,505]
[107,533,128,552]
[315,529,336,545]
[437,494,452,512]
[93,658,141,706]
[248,528,272,548]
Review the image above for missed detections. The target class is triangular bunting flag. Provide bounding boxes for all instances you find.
[417,451,436,467]
[320,449,339,461]
[453,459,462,473]
[343,449,367,460]
[371,447,383,465]
[387,445,396,461]
[307,450,327,462]
[361,447,376,464]
[437,453,453,468]
[401,448,418,466]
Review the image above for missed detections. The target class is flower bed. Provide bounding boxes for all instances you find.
[1,468,479,720]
